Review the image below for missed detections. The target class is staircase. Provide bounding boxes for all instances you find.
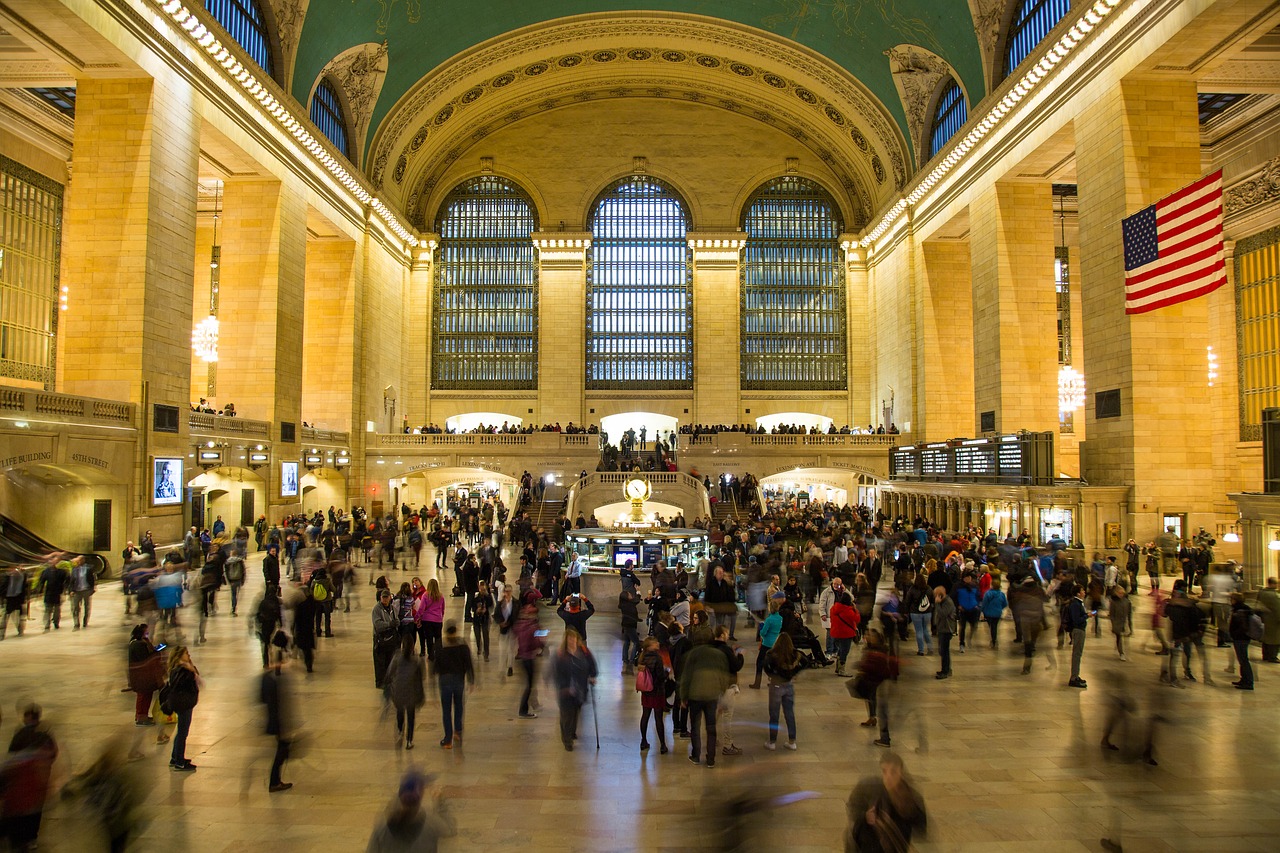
[530,497,566,540]
[711,493,740,525]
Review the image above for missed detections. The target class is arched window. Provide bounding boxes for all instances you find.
[310,79,349,158]
[203,0,274,77]
[432,176,539,390]
[740,176,846,391]
[929,79,967,158]
[586,177,692,389]
[1003,0,1071,78]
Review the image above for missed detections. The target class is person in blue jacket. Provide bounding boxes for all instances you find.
[980,584,1008,649]
[956,574,982,652]
[748,595,784,689]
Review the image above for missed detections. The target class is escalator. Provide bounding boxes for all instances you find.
[0,512,109,575]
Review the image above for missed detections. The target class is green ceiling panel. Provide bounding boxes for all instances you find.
[292,1,985,161]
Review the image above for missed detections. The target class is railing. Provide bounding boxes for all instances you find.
[571,470,711,518]
[371,432,599,451]
[301,426,350,445]
[188,411,270,440]
[0,385,135,428]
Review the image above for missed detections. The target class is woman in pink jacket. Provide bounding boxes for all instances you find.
[414,578,446,661]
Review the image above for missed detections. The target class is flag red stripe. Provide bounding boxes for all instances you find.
[1156,169,1222,211]
[1126,242,1223,289]
[1126,274,1227,314]
[1126,257,1225,301]
[1156,193,1221,234]
[1158,219,1223,256]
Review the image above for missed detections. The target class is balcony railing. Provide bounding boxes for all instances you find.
[188,411,270,440]
[301,425,350,445]
[0,386,135,428]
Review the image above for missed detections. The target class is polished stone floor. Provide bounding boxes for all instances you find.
[2,551,1278,852]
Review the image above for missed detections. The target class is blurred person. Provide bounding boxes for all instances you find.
[552,628,597,750]
[163,645,201,771]
[2,563,29,638]
[432,622,474,749]
[932,586,957,680]
[636,636,670,754]
[294,584,319,673]
[372,589,399,689]
[1163,581,1209,688]
[127,623,166,727]
[1206,565,1234,648]
[678,627,731,767]
[980,580,1007,649]
[495,584,517,677]
[1012,575,1051,675]
[68,555,96,629]
[711,626,745,757]
[255,591,283,669]
[1228,592,1257,690]
[955,572,980,652]
[1257,576,1280,662]
[366,769,455,853]
[829,590,860,676]
[36,557,70,631]
[472,580,494,661]
[3,703,59,852]
[903,574,933,656]
[748,597,784,689]
[854,629,898,749]
[385,634,427,749]
[224,550,245,617]
[705,564,738,639]
[1108,586,1132,661]
[763,632,803,751]
[843,750,927,853]
[619,587,642,674]
[260,636,295,791]
[414,578,445,661]
[59,734,145,852]
[309,565,334,637]
[819,575,845,656]
[514,601,545,718]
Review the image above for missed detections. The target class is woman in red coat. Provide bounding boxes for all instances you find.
[830,591,861,676]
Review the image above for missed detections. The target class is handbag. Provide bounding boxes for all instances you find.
[635,666,654,693]
[846,675,875,700]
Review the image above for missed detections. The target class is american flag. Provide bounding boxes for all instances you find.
[1121,169,1226,315]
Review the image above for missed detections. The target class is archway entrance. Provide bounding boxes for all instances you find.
[188,466,266,531]
[599,412,678,448]
[443,412,524,433]
[755,412,833,433]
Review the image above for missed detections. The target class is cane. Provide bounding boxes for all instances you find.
[590,682,600,750]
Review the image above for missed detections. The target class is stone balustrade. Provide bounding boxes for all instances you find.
[301,425,350,445]
[188,411,271,440]
[0,385,135,428]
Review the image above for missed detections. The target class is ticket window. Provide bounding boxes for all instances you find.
[1039,508,1073,546]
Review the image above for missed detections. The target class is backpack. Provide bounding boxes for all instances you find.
[635,665,654,693]
[1247,610,1265,643]
[225,558,244,583]
[311,580,328,602]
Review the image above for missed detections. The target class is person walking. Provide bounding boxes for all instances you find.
[932,587,957,680]
[829,590,861,676]
[366,770,456,853]
[1228,592,1257,690]
[763,633,803,750]
[843,751,928,853]
[513,602,545,718]
[127,623,166,727]
[980,581,1007,649]
[1065,583,1090,688]
[293,585,319,673]
[3,704,59,852]
[471,580,494,662]
[711,626,745,757]
[163,645,201,771]
[495,584,517,677]
[385,634,427,748]
[415,579,445,661]
[371,589,399,689]
[619,587,642,675]
[260,639,294,792]
[748,597,784,689]
[68,557,96,629]
[36,558,70,631]
[636,636,670,754]
[677,631,731,767]
[1108,586,1132,661]
[904,574,933,656]
[552,628,597,750]
[854,629,898,748]
[432,622,475,749]
[1257,577,1280,663]
[1,564,28,639]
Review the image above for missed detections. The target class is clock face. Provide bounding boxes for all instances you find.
[625,478,649,500]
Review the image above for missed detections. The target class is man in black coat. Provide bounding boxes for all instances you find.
[260,638,293,792]
[557,594,596,642]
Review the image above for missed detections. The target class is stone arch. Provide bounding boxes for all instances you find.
[884,44,967,168]
[312,41,389,169]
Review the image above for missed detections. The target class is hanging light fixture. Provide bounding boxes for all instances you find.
[192,314,220,362]
[192,181,222,365]
[1058,366,1085,413]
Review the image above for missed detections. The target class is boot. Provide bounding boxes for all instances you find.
[748,677,761,689]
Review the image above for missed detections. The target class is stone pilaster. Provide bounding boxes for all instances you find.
[533,233,589,425]
[406,235,436,426]
[688,233,744,424]
[842,237,872,426]
[919,238,975,438]
[302,237,358,431]
[969,181,1058,434]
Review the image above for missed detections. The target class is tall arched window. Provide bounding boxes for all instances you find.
[203,0,274,77]
[432,176,539,390]
[740,176,846,391]
[310,79,349,158]
[587,177,692,389]
[1003,0,1071,78]
[929,79,967,158]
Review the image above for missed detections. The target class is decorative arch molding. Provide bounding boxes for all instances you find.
[730,166,856,231]
[265,0,309,88]
[578,166,703,235]
[368,13,910,225]
[429,167,550,234]
[966,0,1009,93]
[884,44,966,169]
[314,41,389,170]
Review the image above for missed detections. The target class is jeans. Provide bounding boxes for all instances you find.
[1234,640,1253,687]
[833,637,853,670]
[687,698,719,762]
[71,590,93,627]
[42,597,62,630]
[621,626,640,666]
[1070,628,1085,681]
[713,608,738,638]
[767,682,796,743]
[717,684,738,747]
[472,618,490,658]
[518,658,535,714]
[985,616,1001,646]
[910,612,932,653]
[171,708,193,765]
[959,610,979,646]
[439,675,465,741]
[229,583,241,615]
[395,706,417,742]
[420,621,442,660]
[938,632,953,675]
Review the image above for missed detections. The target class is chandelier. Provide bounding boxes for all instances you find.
[192,314,219,362]
[1058,366,1085,413]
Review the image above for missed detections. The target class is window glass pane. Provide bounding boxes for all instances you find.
[1004,0,1071,78]
[310,80,349,158]
[929,79,967,158]
[432,176,539,390]
[203,0,273,77]
[587,178,692,389]
[740,176,846,391]
[0,155,62,388]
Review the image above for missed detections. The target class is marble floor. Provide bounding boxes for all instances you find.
[2,552,1278,852]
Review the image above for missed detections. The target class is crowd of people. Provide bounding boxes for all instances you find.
[404,421,600,435]
[680,422,901,437]
[188,398,236,417]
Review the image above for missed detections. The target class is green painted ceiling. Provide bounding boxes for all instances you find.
[291,1,986,160]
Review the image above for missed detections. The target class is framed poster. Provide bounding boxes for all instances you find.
[281,461,299,497]
[1104,522,1122,550]
[153,458,183,506]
